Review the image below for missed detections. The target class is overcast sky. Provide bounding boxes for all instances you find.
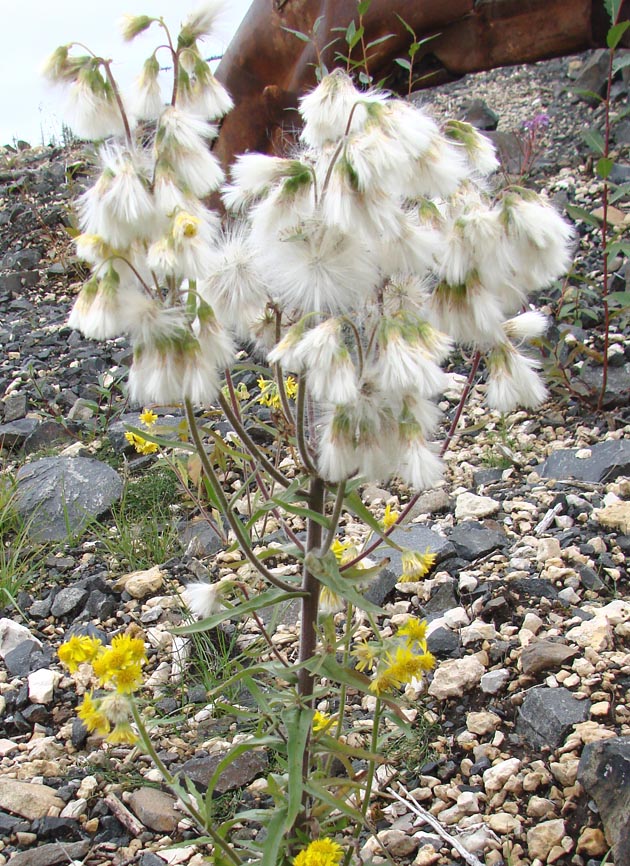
[0,0,252,147]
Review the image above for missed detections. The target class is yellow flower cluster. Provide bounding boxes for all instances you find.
[381,502,399,529]
[293,838,344,866]
[256,375,298,410]
[58,633,147,745]
[312,710,334,733]
[351,617,435,697]
[125,408,159,454]
[400,547,436,582]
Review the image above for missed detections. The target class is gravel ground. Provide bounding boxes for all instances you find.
[0,50,629,866]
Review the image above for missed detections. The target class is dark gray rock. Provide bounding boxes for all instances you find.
[50,587,89,619]
[23,420,77,455]
[179,749,268,795]
[180,519,223,557]
[484,131,523,174]
[579,362,630,407]
[15,456,123,542]
[517,687,590,749]
[4,841,90,866]
[424,580,458,616]
[363,567,399,607]
[3,641,51,677]
[573,49,610,103]
[1,247,42,269]
[578,736,630,866]
[384,524,456,574]
[447,521,507,561]
[28,598,52,618]
[0,417,39,450]
[539,439,630,483]
[459,98,499,130]
[509,577,558,600]
[71,717,89,750]
[2,393,27,422]
[427,626,462,659]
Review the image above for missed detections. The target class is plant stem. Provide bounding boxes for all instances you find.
[296,374,318,475]
[185,399,298,594]
[321,481,346,555]
[360,698,383,819]
[101,61,133,148]
[297,475,326,704]
[598,32,618,410]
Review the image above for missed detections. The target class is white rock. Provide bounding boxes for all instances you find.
[28,669,59,704]
[77,775,99,800]
[483,757,522,793]
[536,537,562,563]
[458,572,478,593]
[377,828,419,857]
[0,618,40,659]
[461,621,497,645]
[428,657,485,699]
[61,798,87,819]
[455,493,500,520]
[116,565,164,599]
[480,669,510,695]
[0,738,19,757]
[558,587,580,605]
[443,607,470,628]
[527,819,566,860]
[566,617,613,651]
[467,711,501,736]
[488,812,522,834]
[522,613,543,634]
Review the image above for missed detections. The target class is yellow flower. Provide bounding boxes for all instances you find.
[78,693,111,736]
[331,538,351,561]
[256,376,281,410]
[293,838,344,866]
[400,547,436,582]
[139,408,158,426]
[124,431,158,455]
[312,711,334,733]
[92,635,147,693]
[351,640,379,673]
[172,211,200,241]
[383,645,426,685]
[58,635,102,673]
[381,503,399,530]
[397,617,428,648]
[284,375,298,400]
[107,722,138,745]
[320,586,344,614]
[369,667,402,696]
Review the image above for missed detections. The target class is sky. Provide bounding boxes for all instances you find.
[0,0,252,147]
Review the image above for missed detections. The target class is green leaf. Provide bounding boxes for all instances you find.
[171,587,305,635]
[394,57,412,71]
[342,490,401,551]
[304,778,369,823]
[613,52,630,73]
[261,806,289,866]
[357,0,371,15]
[607,239,630,257]
[345,19,357,45]
[283,706,311,827]
[610,182,630,203]
[394,12,416,38]
[581,128,606,155]
[269,496,331,527]
[597,156,615,179]
[281,26,310,42]
[312,14,325,35]
[604,0,623,24]
[607,291,630,307]
[573,88,604,104]
[306,653,374,695]
[564,204,602,228]
[366,34,394,49]
[607,20,630,49]
[304,550,385,615]
[124,424,196,452]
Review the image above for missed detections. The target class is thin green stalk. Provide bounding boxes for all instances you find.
[360,698,383,819]
[321,481,346,555]
[218,390,291,490]
[296,374,318,475]
[101,60,133,148]
[185,399,298,594]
